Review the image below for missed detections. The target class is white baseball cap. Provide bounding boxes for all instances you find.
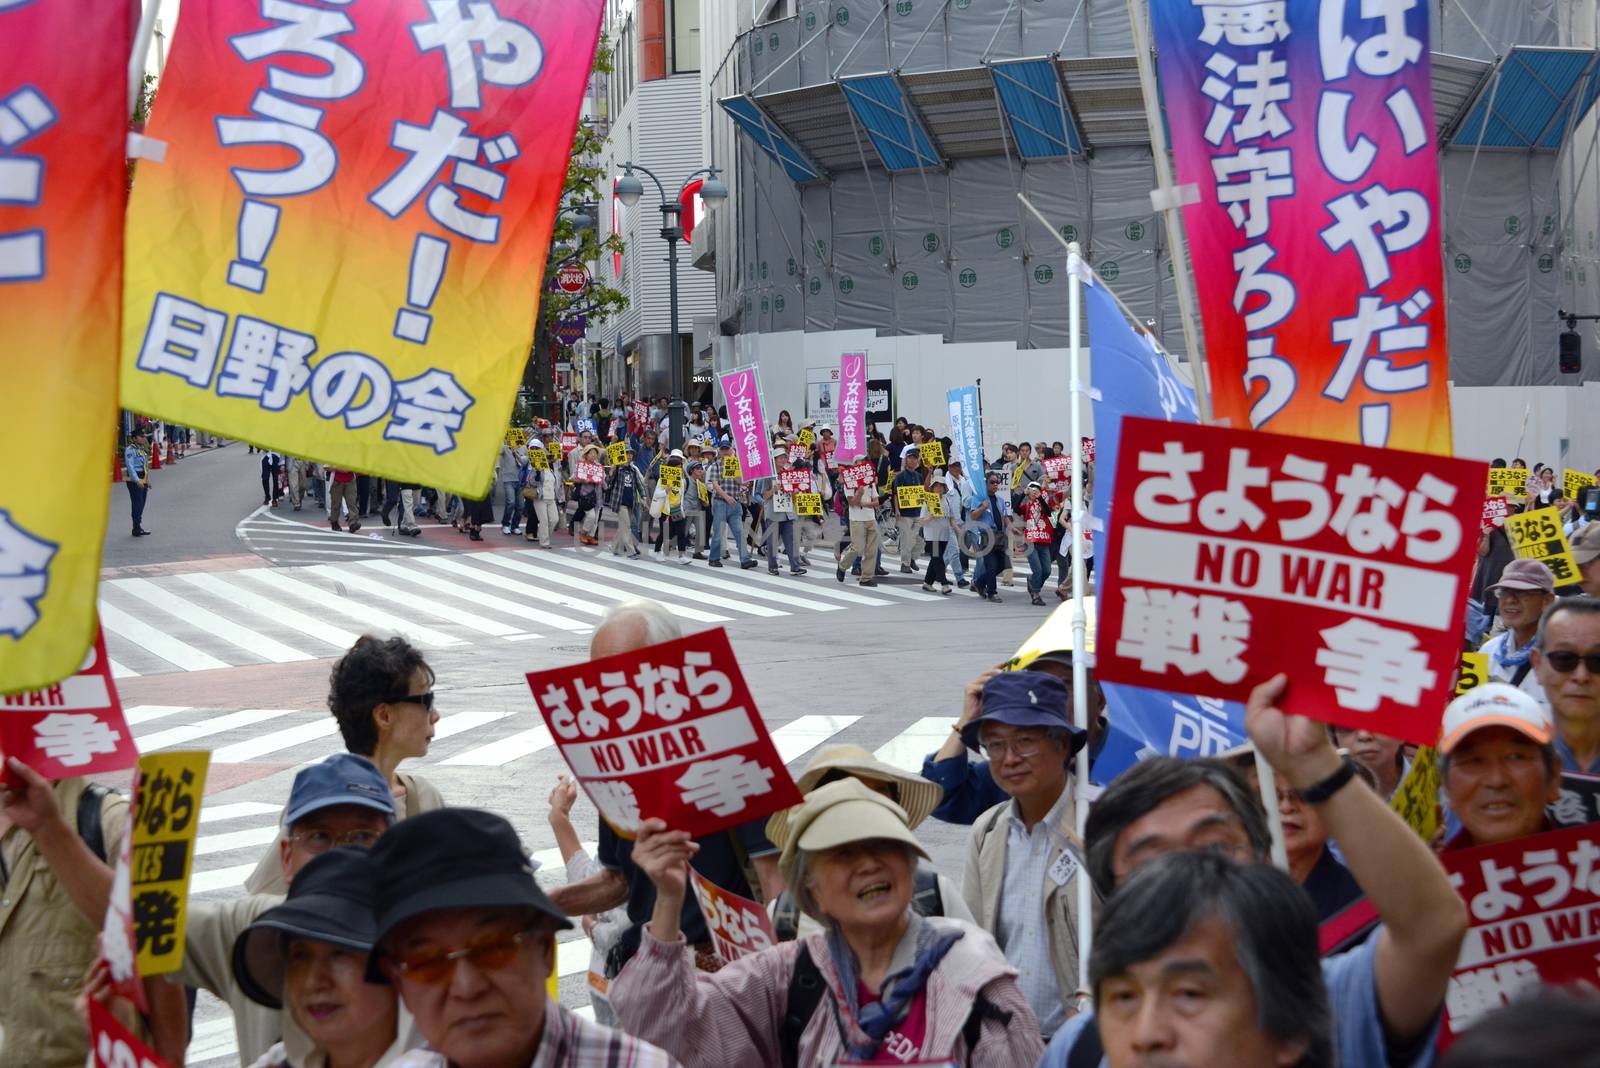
[901,444,920,459]
[1438,682,1553,755]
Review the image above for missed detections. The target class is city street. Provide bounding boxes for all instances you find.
[100,443,1046,1064]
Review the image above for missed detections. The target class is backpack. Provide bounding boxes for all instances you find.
[778,941,1012,1068]
[77,782,114,862]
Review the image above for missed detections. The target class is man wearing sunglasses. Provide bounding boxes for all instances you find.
[1531,595,1600,774]
[370,808,678,1068]
[174,753,397,1064]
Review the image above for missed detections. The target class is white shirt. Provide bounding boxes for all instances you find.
[997,785,1074,1038]
[1479,630,1551,715]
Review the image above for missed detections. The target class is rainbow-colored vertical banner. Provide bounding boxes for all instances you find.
[1152,0,1453,454]
[0,0,131,691]
[121,0,604,496]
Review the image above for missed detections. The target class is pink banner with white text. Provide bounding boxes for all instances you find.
[836,351,868,462]
[720,365,774,481]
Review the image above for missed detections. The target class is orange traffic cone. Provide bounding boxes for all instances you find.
[149,443,160,470]
[113,452,123,483]
[165,439,175,464]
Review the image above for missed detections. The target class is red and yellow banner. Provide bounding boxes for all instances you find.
[121,0,604,496]
[1,0,131,692]
[1152,0,1452,454]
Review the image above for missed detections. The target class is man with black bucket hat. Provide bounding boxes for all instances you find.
[369,808,680,1068]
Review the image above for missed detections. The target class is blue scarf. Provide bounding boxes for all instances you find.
[1497,631,1536,672]
[825,917,964,1061]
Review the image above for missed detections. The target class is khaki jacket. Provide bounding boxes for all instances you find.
[961,791,1094,1015]
[0,779,129,1068]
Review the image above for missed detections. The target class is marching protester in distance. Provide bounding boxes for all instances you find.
[754,449,806,575]
[1573,524,1600,595]
[1,757,187,1067]
[604,442,644,558]
[285,454,308,510]
[524,438,564,549]
[232,848,417,1068]
[1328,724,1407,800]
[892,445,925,572]
[1437,683,1561,850]
[178,754,398,1064]
[380,479,423,538]
[766,745,973,940]
[124,427,152,536]
[648,450,692,564]
[944,457,974,588]
[835,457,883,587]
[1438,988,1600,1068]
[497,439,523,536]
[707,438,756,569]
[572,444,604,546]
[1019,481,1055,607]
[459,481,495,542]
[328,468,361,532]
[919,471,956,594]
[247,635,445,895]
[967,471,1010,603]
[1530,594,1600,772]
[684,459,710,559]
[1228,747,1362,923]
[1477,559,1556,710]
[371,809,679,1068]
[548,601,784,980]
[958,671,1094,1042]
[611,778,1044,1067]
[1083,851,1336,1068]
[1044,674,1468,1068]
[262,449,285,507]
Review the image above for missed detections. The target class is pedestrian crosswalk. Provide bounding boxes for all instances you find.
[100,541,932,677]
[235,506,454,567]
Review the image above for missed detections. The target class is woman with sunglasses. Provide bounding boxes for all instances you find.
[234,848,420,1068]
[246,636,446,894]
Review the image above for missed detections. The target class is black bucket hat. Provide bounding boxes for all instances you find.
[232,847,380,1009]
[364,808,571,981]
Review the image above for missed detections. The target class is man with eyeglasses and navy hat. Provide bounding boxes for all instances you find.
[173,752,397,1064]
[372,808,680,1068]
[959,669,1093,1042]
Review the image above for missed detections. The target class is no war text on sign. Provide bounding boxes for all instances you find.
[1096,418,1485,745]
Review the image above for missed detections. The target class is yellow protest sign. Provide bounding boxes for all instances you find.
[1011,464,1024,489]
[794,492,823,516]
[1565,468,1597,500]
[924,489,945,517]
[607,441,628,466]
[1505,507,1583,586]
[1486,467,1526,499]
[697,481,710,505]
[527,447,549,471]
[896,485,924,510]
[919,441,945,468]
[1389,746,1441,844]
[722,455,742,480]
[504,427,526,448]
[1455,651,1488,695]
[132,751,210,975]
[797,427,815,449]
[659,465,684,491]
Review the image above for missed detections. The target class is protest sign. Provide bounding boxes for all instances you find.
[90,999,174,1068]
[1011,465,1024,490]
[1043,456,1072,484]
[527,447,550,471]
[631,401,649,433]
[697,481,710,505]
[1081,438,1096,464]
[721,366,774,480]
[1549,772,1600,830]
[779,468,814,495]
[1097,418,1485,744]
[919,441,945,468]
[1438,824,1600,1046]
[2,0,132,692]
[526,628,801,837]
[576,419,596,435]
[1563,468,1597,500]
[505,428,526,448]
[1486,468,1526,499]
[1150,0,1452,454]
[840,462,876,492]
[896,485,925,510]
[120,0,604,497]
[1505,508,1583,586]
[721,455,742,480]
[793,493,823,517]
[1389,746,1441,844]
[132,751,210,976]
[1455,651,1488,695]
[576,461,605,484]
[0,629,138,784]
[837,353,868,462]
[788,445,809,464]
[689,869,776,963]
[1479,497,1508,533]
[797,428,815,449]
[659,465,683,491]
[924,490,945,517]
[607,441,628,466]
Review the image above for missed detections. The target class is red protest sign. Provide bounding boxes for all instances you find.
[840,462,876,491]
[778,468,814,495]
[1096,418,1485,744]
[576,461,605,484]
[0,628,138,784]
[1043,456,1071,484]
[526,628,801,838]
[1437,823,1600,1047]
[1081,437,1096,464]
[689,869,776,963]
[561,432,578,454]
[1480,496,1509,532]
[787,445,809,464]
[89,998,174,1068]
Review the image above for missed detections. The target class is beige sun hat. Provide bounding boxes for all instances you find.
[765,745,943,849]
[774,778,930,893]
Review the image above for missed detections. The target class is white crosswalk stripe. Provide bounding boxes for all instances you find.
[874,716,956,772]
[232,567,465,648]
[359,557,579,634]
[303,562,522,638]
[110,577,315,663]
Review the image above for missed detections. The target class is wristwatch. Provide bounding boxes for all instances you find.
[1298,755,1358,804]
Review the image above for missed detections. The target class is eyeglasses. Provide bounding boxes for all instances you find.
[1543,651,1600,674]
[979,735,1049,760]
[290,828,382,853]
[390,926,541,986]
[388,692,435,711]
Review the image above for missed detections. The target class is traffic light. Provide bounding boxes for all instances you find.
[1560,318,1582,374]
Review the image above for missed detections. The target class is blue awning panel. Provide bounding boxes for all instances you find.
[838,75,942,172]
[1451,46,1600,150]
[718,96,825,183]
[989,59,1082,158]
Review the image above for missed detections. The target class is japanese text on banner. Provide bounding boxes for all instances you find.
[1150,0,1452,454]
[836,353,868,462]
[840,462,876,491]
[720,366,774,481]
[689,870,776,963]
[0,628,138,782]
[525,628,801,837]
[1095,418,1485,743]
[1505,508,1582,586]
[120,0,605,497]
[0,1,132,691]
[131,752,210,976]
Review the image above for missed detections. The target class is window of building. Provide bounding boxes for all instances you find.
[670,0,700,74]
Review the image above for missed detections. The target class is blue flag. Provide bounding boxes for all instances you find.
[945,386,984,483]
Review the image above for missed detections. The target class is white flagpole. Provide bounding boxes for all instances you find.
[1066,241,1093,990]
[129,0,162,115]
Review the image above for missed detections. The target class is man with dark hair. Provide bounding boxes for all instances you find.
[1088,851,1333,1068]
[1531,594,1600,772]
[1438,683,1560,849]
[1438,988,1600,1068]
[1042,674,1467,1068]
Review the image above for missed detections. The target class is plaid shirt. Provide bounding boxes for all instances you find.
[711,466,746,504]
[392,997,681,1068]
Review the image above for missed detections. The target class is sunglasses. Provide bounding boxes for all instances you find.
[390,925,542,986]
[388,692,435,711]
[1544,651,1600,675]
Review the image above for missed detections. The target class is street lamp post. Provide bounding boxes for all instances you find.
[614,162,727,451]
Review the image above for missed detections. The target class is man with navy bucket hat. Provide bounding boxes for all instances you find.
[959,670,1095,1042]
